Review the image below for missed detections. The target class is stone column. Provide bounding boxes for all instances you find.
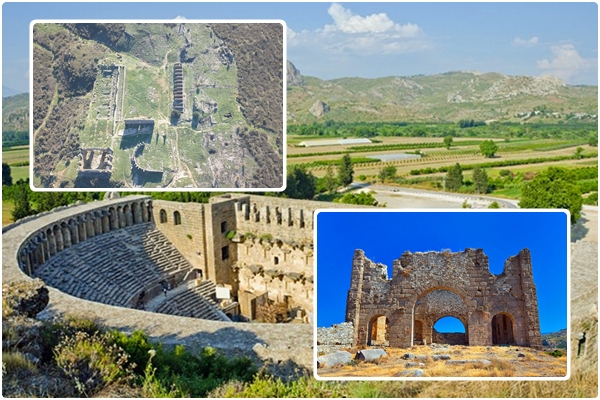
[146,201,154,222]
[102,210,110,233]
[88,214,97,238]
[69,220,79,245]
[133,203,142,224]
[118,207,126,228]
[78,217,87,242]
[54,226,64,252]
[47,230,57,256]
[141,202,148,223]
[62,224,72,249]
[94,212,103,235]
[125,206,133,226]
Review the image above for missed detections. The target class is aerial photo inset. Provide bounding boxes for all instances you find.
[31,21,284,190]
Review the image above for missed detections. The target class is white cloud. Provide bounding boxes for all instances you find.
[537,43,596,82]
[512,36,539,47]
[173,15,187,20]
[288,3,427,56]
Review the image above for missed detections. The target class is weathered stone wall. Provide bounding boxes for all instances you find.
[346,248,542,349]
[236,237,313,312]
[432,331,467,346]
[153,200,208,276]
[227,194,355,242]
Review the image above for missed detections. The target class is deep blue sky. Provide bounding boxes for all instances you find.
[315,210,569,334]
[2,2,598,94]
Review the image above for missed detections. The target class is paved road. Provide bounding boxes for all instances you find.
[355,183,518,209]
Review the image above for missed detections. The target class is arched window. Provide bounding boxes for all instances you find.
[174,211,182,225]
[159,209,167,223]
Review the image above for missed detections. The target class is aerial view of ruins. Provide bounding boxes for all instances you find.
[31,22,284,189]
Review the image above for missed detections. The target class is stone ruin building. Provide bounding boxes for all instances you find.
[78,147,113,176]
[346,248,542,349]
[123,119,155,136]
[9,194,354,325]
[173,62,184,111]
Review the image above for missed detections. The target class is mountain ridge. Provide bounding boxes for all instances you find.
[286,61,597,124]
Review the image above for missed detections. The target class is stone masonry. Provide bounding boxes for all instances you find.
[346,249,542,349]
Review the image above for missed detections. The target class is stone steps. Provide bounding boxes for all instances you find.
[154,284,228,321]
[33,223,195,308]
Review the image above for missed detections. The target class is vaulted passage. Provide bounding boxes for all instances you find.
[492,313,515,345]
[368,315,389,345]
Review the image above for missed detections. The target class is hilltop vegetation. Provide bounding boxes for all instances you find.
[287,67,597,124]
[2,94,28,147]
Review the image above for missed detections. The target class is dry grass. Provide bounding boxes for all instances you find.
[317,345,567,379]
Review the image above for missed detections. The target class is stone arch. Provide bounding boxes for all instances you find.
[367,313,389,345]
[174,211,182,225]
[492,312,516,345]
[432,316,468,345]
[405,285,474,347]
[159,209,168,223]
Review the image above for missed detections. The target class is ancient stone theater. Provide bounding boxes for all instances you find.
[346,248,542,349]
[4,194,357,366]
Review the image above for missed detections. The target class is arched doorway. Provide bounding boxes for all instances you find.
[413,288,469,346]
[368,314,389,345]
[413,320,424,344]
[492,313,515,345]
[433,316,467,345]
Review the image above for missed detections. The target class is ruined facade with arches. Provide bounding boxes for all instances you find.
[346,248,542,349]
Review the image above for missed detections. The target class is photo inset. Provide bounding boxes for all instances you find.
[315,210,569,379]
[31,21,284,191]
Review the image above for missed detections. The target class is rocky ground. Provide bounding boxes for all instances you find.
[317,345,567,378]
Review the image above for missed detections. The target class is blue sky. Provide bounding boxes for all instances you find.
[2,2,598,95]
[315,210,569,334]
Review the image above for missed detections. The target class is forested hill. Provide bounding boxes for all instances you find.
[2,93,29,147]
[287,63,598,125]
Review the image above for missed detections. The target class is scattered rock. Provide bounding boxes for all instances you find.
[518,352,526,357]
[355,349,387,362]
[395,369,424,377]
[405,362,425,368]
[415,354,427,360]
[309,100,330,118]
[317,351,352,368]
[446,359,491,365]
[401,353,415,360]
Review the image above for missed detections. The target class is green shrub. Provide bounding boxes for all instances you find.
[41,314,103,363]
[547,350,563,358]
[583,192,598,206]
[2,351,38,375]
[259,233,273,241]
[226,230,237,240]
[54,331,134,396]
[488,201,500,209]
[220,375,347,398]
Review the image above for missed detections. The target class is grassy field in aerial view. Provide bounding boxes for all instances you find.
[30,22,283,190]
